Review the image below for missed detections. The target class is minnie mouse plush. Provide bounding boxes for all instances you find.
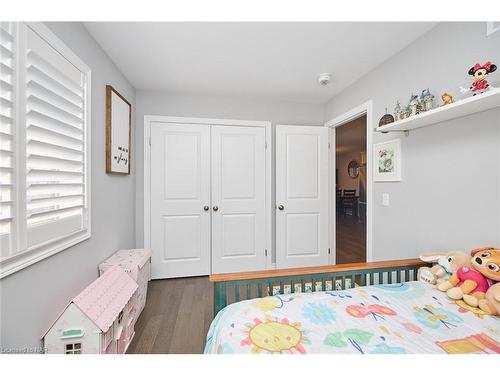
[461,61,497,95]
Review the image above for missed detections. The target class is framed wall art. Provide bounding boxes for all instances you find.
[373,139,401,182]
[106,85,131,174]
[486,22,500,37]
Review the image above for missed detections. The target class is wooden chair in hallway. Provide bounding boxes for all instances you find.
[342,189,357,218]
[336,189,342,216]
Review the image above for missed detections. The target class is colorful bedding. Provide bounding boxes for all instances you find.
[204,281,500,354]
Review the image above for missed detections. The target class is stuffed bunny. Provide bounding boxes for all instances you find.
[418,251,470,285]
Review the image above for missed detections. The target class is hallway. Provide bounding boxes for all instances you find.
[335,215,366,264]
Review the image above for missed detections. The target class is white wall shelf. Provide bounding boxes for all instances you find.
[376,88,500,134]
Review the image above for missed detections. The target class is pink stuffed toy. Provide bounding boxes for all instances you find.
[437,247,500,308]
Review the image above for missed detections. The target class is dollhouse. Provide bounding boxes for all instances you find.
[99,248,152,325]
[43,266,138,354]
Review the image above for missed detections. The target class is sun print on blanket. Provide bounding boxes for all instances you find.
[240,316,310,354]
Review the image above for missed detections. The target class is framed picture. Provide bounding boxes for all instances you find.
[373,139,401,182]
[486,22,500,36]
[106,85,131,174]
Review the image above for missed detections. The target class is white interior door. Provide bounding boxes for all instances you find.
[276,125,330,269]
[150,123,211,278]
[211,125,267,273]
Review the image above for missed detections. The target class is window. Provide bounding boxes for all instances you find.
[65,343,82,354]
[0,22,91,278]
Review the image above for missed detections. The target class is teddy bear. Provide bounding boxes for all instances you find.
[479,283,500,316]
[437,247,500,309]
[417,251,470,285]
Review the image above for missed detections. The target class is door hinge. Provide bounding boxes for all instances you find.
[149,137,151,146]
[328,248,331,254]
[265,249,268,256]
[265,141,268,150]
[328,142,331,149]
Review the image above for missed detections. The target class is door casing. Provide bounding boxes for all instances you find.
[324,100,374,263]
[143,116,272,276]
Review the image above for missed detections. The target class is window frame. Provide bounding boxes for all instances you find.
[65,342,82,354]
[0,22,91,279]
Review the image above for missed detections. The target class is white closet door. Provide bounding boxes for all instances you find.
[211,125,266,273]
[150,123,211,279]
[276,125,329,269]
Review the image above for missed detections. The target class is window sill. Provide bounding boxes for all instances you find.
[0,229,90,279]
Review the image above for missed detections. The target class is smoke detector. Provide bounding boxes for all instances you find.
[317,73,331,86]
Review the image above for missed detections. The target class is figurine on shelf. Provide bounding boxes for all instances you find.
[408,93,419,116]
[402,105,411,118]
[460,61,497,96]
[420,88,435,111]
[378,108,395,127]
[440,92,455,106]
[394,101,402,121]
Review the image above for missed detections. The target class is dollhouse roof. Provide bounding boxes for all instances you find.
[72,265,138,332]
[99,248,151,280]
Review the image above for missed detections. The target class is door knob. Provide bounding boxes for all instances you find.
[278,205,284,211]
[213,206,219,212]
[203,206,209,211]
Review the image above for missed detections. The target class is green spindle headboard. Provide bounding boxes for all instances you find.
[209,258,426,315]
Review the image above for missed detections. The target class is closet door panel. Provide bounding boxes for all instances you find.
[150,123,211,279]
[211,126,266,273]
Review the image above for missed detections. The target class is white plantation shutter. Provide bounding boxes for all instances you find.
[0,22,91,278]
[25,25,86,247]
[0,22,16,259]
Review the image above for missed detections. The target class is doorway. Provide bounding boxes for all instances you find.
[334,115,367,264]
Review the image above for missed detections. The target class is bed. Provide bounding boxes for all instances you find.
[205,259,500,354]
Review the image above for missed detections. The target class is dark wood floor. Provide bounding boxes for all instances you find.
[127,276,213,354]
[336,215,366,264]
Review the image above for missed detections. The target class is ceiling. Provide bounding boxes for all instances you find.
[84,22,437,103]
[336,115,367,154]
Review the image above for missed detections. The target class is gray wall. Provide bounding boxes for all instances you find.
[134,90,325,262]
[325,22,500,260]
[0,22,136,350]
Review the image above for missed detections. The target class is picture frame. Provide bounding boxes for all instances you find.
[106,85,131,175]
[373,139,401,182]
[486,22,500,37]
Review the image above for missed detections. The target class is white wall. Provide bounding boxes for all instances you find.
[0,22,136,350]
[325,22,500,260]
[134,90,325,262]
